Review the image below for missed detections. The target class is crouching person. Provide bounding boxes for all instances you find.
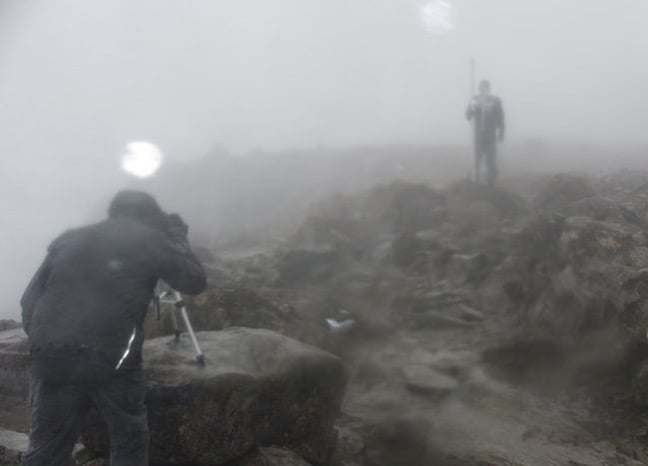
[20,191,207,466]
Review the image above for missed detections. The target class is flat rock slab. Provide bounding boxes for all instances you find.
[401,364,459,396]
[83,328,346,465]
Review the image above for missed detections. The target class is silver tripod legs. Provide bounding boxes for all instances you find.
[156,285,205,366]
[171,290,205,366]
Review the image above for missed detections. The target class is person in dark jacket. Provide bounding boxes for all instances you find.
[466,79,506,186]
[20,190,206,466]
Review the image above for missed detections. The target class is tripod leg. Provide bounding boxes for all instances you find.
[170,306,181,340]
[173,291,205,366]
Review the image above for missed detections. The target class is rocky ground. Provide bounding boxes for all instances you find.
[205,171,648,466]
[5,170,648,465]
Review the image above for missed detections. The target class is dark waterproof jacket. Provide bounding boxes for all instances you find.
[466,95,505,142]
[21,216,206,375]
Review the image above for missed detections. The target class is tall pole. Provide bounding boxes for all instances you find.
[469,57,477,183]
[470,56,476,98]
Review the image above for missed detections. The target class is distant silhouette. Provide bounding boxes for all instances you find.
[466,79,505,186]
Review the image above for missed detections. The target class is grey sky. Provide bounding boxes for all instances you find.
[0,0,646,316]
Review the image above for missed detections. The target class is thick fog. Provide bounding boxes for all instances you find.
[1,0,647,317]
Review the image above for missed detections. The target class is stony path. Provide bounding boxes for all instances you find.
[336,325,648,466]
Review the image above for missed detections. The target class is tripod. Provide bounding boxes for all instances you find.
[154,284,205,366]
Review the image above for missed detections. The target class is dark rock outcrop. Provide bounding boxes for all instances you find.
[495,215,648,340]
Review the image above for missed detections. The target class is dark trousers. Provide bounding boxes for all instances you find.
[22,366,149,466]
[474,135,497,186]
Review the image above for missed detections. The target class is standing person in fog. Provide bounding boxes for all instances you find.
[466,79,506,186]
[20,190,207,466]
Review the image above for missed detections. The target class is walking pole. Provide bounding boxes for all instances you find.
[470,56,476,98]
[470,57,478,182]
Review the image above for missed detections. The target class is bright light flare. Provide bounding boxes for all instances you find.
[421,0,456,35]
[120,141,164,178]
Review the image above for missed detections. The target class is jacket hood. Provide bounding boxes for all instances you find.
[107,190,166,231]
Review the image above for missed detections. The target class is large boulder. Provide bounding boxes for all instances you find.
[82,328,346,465]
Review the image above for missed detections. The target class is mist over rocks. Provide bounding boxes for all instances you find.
[1,1,648,463]
[6,168,648,464]
[188,169,648,359]
[4,143,648,323]
[284,172,648,349]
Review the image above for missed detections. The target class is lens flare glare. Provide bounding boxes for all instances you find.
[120,141,164,178]
[421,0,456,35]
